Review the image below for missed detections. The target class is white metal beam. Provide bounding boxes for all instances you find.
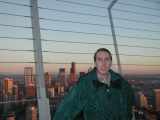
[30,0,51,120]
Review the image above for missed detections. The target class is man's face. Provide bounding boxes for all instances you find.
[95,51,112,75]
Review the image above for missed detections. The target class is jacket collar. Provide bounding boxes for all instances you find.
[90,67,122,89]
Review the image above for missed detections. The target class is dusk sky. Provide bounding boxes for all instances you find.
[0,0,160,74]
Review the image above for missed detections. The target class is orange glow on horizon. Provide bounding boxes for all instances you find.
[0,63,160,75]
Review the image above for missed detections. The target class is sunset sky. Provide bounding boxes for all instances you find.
[0,0,160,74]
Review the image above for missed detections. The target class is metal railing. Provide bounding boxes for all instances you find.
[0,0,160,120]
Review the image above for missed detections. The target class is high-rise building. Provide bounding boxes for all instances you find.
[17,82,25,100]
[57,69,65,96]
[138,91,148,108]
[154,89,160,111]
[0,90,2,102]
[48,87,55,98]
[24,67,34,86]
[24,67,36,97]
[44,72,52,97]
[13,83,18,100]
[58,68,65,82]
[26,85,36,98]
[26,106,37,120]
[45,72,52,86]
[69,62,77,85]
[0,79,3,101]
[3,77,14,96]
[58,68,68,88]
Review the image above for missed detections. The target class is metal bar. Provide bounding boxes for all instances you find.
[30,0,51,120]
[108,0,122,74]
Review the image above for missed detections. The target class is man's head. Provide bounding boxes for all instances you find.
[94,48,112,75]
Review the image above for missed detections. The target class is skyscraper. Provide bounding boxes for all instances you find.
[138,91,148,108]
[44,72,52,86]
[58,68,65,82]
[24,67,36,97]
[13,83,18,100]
[44,72,52,97]
[58,68,68,87]
[3,77,14,96]
[53,68,65,96]
[154,89,160,112]
[24,67,34,86]
[0,79,2,102]
[69,62,77,85]
[26,106,37,120]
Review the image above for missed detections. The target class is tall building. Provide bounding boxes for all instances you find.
[138,91,148,108]
[58,68,65,82]
[45,72,52,86]
[0,89,2,102]
[58,68,68,87]
[48,87,55,98]
[24,67,34,86]
[154,89,160,111]
[44,72,52,97]
[26,85,36,98]
[17,82,25,100]
[3,77,14,96]
[0,79,3,101]
[24,67,36,97]
[13,83,18,100]
[26,106,37,120]
[69,62,77,85]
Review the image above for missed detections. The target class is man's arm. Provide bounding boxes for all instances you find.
[53,79,87,120]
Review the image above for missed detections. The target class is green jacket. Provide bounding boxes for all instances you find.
[54,68,134,120]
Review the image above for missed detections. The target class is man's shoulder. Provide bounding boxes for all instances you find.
[79,70,96,82]
[110,70,132,88]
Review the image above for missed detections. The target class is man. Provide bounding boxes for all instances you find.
[54,48,134,120]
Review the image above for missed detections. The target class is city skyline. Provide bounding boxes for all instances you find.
[0,0,160,119]
[0,64,160,120]
[0,0,160,74]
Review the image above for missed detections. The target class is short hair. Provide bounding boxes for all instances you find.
[94,48,112,62]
